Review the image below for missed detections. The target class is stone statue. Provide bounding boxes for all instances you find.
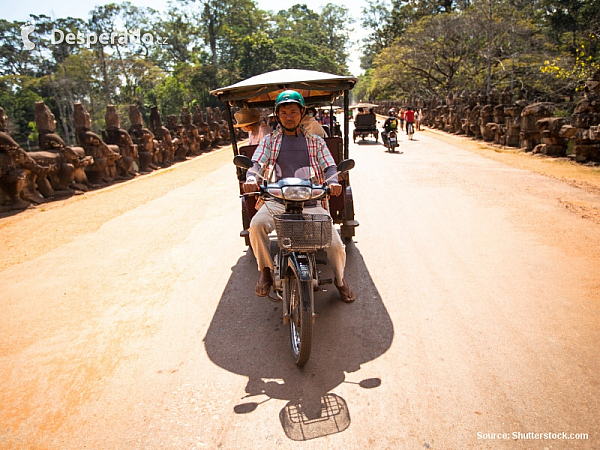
[35,101,93,194]
[214,106,231,144]
[0,107,54,207]
[181,107,201,156]
[150,106,175,165]
[206,107,222,147]
[128,105,155,173]
[560,69,600,162]
[74,102,120,184]
[501,86,513,106]
[166,115,187,160]
[192,106,211,151]
[102,105,138,179]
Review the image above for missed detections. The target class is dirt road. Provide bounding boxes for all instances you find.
[1,129,599,449]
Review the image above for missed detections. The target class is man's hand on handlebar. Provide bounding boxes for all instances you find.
[329,182,342,197]
[243,181,260,194]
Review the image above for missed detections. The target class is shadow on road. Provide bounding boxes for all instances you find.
[204,240,393,441]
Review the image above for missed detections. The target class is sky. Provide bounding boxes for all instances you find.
[3,0,369,76]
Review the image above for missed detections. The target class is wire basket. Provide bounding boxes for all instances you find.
[273,214,332,251]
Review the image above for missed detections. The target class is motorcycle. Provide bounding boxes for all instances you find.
[386,130,401,153]
[234,154,355,366]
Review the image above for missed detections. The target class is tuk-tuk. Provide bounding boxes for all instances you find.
[210,69,359,244]
[351,102,379,143]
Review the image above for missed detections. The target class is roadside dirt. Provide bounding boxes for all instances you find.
[0,147,233,271]
[423,127,600,224]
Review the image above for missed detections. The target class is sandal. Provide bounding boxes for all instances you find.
[334,278,355,303]
[255,279,272,297]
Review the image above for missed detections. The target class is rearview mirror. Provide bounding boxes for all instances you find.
[233,155,253,170]
[337,159,355,173]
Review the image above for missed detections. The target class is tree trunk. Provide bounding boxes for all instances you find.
[486,0,492,102]
[98,47,112,105]
[49,73,72,146]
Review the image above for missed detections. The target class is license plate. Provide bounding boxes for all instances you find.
[390,138,396,144]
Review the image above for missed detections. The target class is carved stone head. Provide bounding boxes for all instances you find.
[586,69,600,95]
[181,107,192,125]
[166,115,179,131]
[150,106,163,129]
[74,102,91,129]
[0,106,6,132]
[35,101,57,133]
[214,107,223,122]
[129,105,143,127]
[193,106,205,125]
[206,107,214,123]
[105,105,121,129]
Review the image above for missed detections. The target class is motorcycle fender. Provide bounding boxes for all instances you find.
[286,253,312,282]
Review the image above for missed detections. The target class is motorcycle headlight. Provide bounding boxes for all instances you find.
[311,188,325,198]
[266,187,283,199]
[282,186,312,201]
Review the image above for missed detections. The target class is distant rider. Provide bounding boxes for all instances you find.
[381,108,398,146]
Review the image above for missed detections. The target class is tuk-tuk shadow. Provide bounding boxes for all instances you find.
[203,240,394,441]
[355,140,380,146]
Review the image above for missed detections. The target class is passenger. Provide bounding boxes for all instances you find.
[234,108,272,145]
[300,106,327,138]
[267,113,278,131]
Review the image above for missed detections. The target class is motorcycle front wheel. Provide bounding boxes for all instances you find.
[288,274,313,366]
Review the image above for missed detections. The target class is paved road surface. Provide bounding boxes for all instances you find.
[1,129,599,449]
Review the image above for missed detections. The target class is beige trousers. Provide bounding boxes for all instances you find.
[249,201,346,281]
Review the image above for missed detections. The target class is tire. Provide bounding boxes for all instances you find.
[288,272,313,366]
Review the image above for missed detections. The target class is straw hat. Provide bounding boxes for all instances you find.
[233,108,261,128]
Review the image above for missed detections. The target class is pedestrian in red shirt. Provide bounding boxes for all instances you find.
[405,107,415,137]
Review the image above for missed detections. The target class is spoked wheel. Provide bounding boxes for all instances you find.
[288,274,313,366]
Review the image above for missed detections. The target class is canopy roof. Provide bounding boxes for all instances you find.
[210,69,357,108]
[351,102,379,109]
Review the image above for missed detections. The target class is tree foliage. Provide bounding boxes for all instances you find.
[358,0,600,103]
[0,1,354,145]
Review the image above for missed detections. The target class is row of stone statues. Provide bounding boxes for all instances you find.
[1,102,240,210]
[372,69,600,163]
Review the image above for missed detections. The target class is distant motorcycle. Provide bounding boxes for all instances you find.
[385,130,401,153]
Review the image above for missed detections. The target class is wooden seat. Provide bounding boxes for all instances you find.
[324,137,343,164]
[354,113,376,130]
[238,144,258,162]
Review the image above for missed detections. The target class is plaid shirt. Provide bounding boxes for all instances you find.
[249,125,336,184]
[248,125,337,209]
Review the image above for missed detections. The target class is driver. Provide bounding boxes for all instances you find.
[243,90,355,303]
[381,108,398,145]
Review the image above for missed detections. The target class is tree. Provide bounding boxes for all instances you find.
[237,32,277,79]
[319,4,354,69]
[366,4,549,100]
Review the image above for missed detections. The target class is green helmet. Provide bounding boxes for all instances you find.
[274,90,305,113]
